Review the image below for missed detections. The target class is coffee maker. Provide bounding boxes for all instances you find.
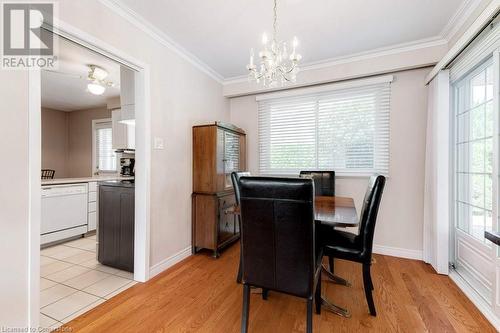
[120,157,135,176]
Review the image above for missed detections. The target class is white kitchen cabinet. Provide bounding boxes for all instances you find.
[88,181,98,232]
[120,66,135,123]
[112,109,135,150]
[88,211,97,231]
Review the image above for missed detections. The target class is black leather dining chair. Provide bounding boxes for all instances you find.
[318,174,386,316]
[231,171,250,283]
[300,171,336,272]
[238,177,322,333]
[299,171,335,196]
[41,169,55,179]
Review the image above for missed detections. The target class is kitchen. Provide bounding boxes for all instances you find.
[39,37,138,328]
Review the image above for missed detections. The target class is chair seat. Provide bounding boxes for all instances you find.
[322,229,367,263]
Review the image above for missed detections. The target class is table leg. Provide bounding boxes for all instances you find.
[321,295,351,318]
[321,264,351,286]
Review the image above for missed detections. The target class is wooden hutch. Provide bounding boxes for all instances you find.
[192,122,246,257]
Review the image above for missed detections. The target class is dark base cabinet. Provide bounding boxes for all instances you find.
[98,183,135,272]
[192,191,240,258]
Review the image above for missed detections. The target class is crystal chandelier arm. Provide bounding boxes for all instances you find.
[277,61,297,73]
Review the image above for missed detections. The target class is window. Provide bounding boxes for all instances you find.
[454,59,494,243]
[258,79,391,176]
[93,120,117,173]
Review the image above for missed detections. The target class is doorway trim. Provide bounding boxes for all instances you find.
[29,19,151,327]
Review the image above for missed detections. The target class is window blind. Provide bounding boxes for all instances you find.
[258,81,391,176]
[95,122,116,172]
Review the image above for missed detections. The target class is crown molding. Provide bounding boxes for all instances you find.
[98,0,224,84]
[223,36,448,85]
[440,0,483,41]
[425,0,500,84]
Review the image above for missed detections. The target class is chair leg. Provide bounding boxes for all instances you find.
[262,289,269,300]
[362,264,376,316]
[237,245,243,283]
[306,299,313,333]
[315,275,322,314]
[328,256,334,274]
[241,284,251,333]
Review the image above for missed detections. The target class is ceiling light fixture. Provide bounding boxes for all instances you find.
[86,65,112,95]
[246,0,302,87]
[87,82,106,95]
[91,66,108,81]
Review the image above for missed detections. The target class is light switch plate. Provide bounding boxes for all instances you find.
[154,137,165,150]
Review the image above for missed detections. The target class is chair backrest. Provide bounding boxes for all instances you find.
[231,171,251,206]
[41,169,55,179]
[357,174,386,260]
[238,176,316,298]
[299,171,335,196]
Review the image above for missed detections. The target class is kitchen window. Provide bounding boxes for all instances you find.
[257,78,391,176]
[92,119,117,173]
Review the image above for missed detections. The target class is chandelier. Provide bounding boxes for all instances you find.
[246,0,302,87]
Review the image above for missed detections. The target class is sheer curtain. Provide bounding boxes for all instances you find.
[423,70,450,275]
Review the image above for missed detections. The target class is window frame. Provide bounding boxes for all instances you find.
[91,118,117,174]
[257,79,391,177]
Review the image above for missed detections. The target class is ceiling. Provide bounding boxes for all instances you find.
[41,37,121,111]
[119,0,466,79]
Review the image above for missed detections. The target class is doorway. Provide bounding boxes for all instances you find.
[451,49,499,318]
[29,24,151,329]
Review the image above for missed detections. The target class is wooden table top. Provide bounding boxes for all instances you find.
[315,196,358,227]
[230,195,359,227]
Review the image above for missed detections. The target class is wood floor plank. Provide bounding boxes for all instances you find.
[61,244,496,332]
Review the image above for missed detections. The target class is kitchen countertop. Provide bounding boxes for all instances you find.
[99,180,135,188]
[42,175,134,186]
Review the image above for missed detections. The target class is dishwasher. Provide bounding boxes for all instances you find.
[41,183,89,245]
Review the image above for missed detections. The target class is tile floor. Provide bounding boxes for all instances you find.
[40,234,137,330]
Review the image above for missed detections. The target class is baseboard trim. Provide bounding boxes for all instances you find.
[149,246,192,278]
[449,270,500,331]
[373,244,423,260]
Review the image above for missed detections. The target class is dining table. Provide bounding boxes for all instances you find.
[315,195,358,227]
[315,195,359,318]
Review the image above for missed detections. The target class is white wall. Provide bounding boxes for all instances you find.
[230,67,431,257]
[0,0,228,327]
[0,71,30,326]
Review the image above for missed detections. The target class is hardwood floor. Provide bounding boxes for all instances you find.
[63,244,495,332]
